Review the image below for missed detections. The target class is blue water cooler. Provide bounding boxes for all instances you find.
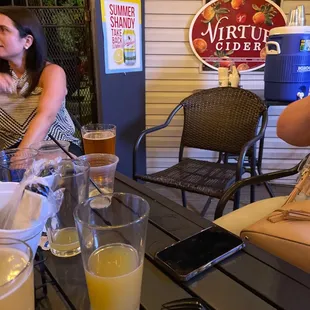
[264,26,310,101]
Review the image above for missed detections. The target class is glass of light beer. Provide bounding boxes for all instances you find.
[81,124,116,155]
[46,159,90,257]
[74,193,150,310]
[0,238,34,310]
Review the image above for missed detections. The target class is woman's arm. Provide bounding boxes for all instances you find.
[18,64,66,148]
[277,96,310,147]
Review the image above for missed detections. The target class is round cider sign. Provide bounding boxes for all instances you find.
[189,0,286,72]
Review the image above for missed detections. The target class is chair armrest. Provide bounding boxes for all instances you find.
[214,162,300,220]
[133,104,183,179]
[236,110,268,179]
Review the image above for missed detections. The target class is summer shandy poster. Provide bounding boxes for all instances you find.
[101,0,143,74]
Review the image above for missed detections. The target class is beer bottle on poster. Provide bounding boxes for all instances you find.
[123,29,136,65]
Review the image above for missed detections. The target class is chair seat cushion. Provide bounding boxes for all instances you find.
[214,196,288,236]
[137,158,239,198]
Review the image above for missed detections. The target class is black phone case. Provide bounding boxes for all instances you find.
[154,228,244,282]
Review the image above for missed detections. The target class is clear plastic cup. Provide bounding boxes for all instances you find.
[45,159,90,257]
[74,193,150,310]
[81,124,116,155]
[0,238,34,310]
[78,153,119,197]
[30,140,70,161]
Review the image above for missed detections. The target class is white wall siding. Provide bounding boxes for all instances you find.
[145,0,309,185]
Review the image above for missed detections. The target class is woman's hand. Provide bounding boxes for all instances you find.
[0,73,14,94]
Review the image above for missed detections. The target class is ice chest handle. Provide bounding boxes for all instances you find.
[266,41,281,55]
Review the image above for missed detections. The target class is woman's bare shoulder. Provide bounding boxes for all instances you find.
[42,64,65,79]
[39,64,66,87]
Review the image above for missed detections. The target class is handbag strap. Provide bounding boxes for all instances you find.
[267,167,310,223]
[284,168,310,205]
[268,209,310,223]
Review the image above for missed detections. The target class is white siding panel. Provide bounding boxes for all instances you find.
[146,104,184,115]
[146,55,200,68]
[260,138,302,149]
[146,42,192,55]
[147,80,264,91]
[146,92,192,103]
[146,104,182,114]
[268,106,285,116]
[147,115,184,126]
[145,14,193,29]
[262,148,309,160]
[145,1,201,14]
[146,80,218,92]
[146,137,181,148]
[282,2,310,14]
[146,29,189,42]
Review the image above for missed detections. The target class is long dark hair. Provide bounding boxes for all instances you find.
[0,7,47,97]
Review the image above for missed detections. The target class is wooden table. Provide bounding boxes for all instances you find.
[39,173,310,310]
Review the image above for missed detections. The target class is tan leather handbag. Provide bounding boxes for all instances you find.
[240,168,310,273]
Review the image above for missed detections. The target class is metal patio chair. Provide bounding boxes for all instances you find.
[133,87,268,214]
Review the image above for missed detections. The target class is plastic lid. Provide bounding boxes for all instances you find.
[269,26,310,35]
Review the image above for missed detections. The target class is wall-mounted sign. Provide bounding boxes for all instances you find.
[101,0,142,74]
[189,0,286,72]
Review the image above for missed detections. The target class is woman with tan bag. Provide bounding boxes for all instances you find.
[214,97,310,272]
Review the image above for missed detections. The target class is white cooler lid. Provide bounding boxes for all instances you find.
[270,26,310,35]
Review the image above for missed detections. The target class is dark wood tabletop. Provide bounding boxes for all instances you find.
[40,172,310,310]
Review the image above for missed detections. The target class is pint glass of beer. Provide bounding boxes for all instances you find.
[74,193,150,310]
[81,124,116,155]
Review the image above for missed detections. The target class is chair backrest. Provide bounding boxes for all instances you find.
[68,112,83,146]
[180,87,267,155]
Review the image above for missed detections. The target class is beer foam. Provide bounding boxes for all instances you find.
[83,131,115,140]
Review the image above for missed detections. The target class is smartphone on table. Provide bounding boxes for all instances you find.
[155,225,244,281]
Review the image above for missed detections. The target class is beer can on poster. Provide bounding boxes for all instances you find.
[123,29,136,66]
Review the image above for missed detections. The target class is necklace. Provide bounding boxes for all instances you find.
[10,69,29,95]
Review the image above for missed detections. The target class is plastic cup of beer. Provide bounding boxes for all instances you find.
[74,193,150,310]
[46,159,90,257]
[81,124,116,155]
[78,153,119,198]
[0,238,34,310]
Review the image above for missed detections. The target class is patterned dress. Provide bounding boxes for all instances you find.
[0,70,79,150]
